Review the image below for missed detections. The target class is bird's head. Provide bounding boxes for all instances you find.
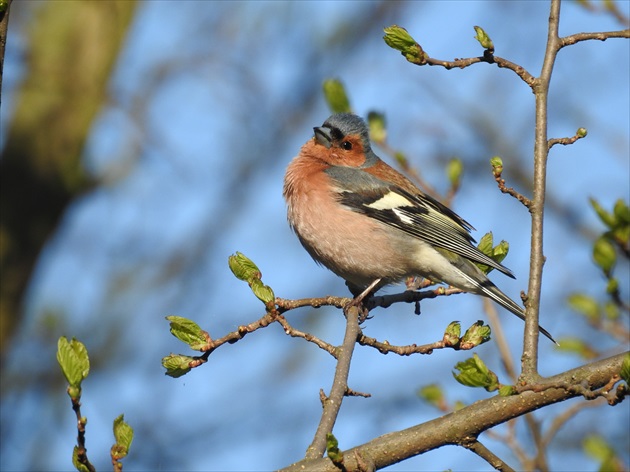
[312,113,377,168]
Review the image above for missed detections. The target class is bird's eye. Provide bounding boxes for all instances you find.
[341,141,353,150]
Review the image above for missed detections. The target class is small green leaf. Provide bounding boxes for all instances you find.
[367,111,387,144]
[492,240,510,265]
[460,321,491,348]
[567,293,599,320]
[383,25,417,50]
[166,316,210,351]
[228,252,261,282]
[477,232,494,258]
[250,279,275,305]
[418,384,445,408]
[57,337,90,389]
[383,25,427,64]
[475,233,508,274]
[600,454,622,472]
[575,0,593,10]
[490,156,503,173]
[613,199,630,225]
[590,198,616,229]
[603,0,626,23]
[162,354,195,378]
[498,385,517,397]
[606,277,619,295]
[621,353,630,384]
[323,79,351,114]
[112,414,133,460]
[612,225,630,247]
[583,434,614,462]
[443,321,461,346]
[492,241,506,259]
[452,353,499,391]
[228,252,276,308]
[593,236,616,274]
[72,446,90,472]
[473,26,494,51]
[603,301,620,320]
[326,432,343,464]
[556,337,599,359]
[446,158,463,191]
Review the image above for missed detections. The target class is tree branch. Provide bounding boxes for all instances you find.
[521,0,562,379]
[305,304,362,460]
[70,393,96,472]
[281,352,627,471]
[421,54,537,86]
[559,29,630,48]
[275,314,339,358]
[462,439,516,472]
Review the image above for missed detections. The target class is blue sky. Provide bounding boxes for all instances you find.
[1,1,629,470]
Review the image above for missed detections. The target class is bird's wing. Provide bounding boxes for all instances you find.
[326,166,515,278]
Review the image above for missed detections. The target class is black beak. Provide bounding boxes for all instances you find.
[313,126,332,149]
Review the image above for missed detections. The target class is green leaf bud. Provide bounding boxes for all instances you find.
[383,25,427,64]
[57,337,90,388]
[228,252,261,282]
[323,79,352,114]
[473,26,494,52]
[367,111,387,144]
[166,316,210,351]
[593,236,616,275]
[452,353,499,391]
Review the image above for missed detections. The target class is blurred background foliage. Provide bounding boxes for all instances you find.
[0,1,628,470]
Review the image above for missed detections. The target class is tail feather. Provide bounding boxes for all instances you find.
[481,283,557,344]
[456,269,557,344]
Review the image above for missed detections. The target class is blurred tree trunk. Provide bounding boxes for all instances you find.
[0,1,137,355]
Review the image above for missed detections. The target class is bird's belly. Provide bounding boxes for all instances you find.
[289,202,416,287]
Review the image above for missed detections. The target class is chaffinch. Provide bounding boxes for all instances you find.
[283,113,554,343]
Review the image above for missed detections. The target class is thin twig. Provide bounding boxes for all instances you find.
[541,398,605,447]
[485,421,530,468]
[462,439,517,472]
[367,285,465,309]
[276,296,348,312]
[548,130,587,149]
[559,29,630,48]
[492,166,532,209]
[70,394,96,472]
[275,314,338,357]
[421,54,537,86]
[357,330,448,355]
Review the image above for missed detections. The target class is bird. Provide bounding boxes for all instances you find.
[283,112,555,343]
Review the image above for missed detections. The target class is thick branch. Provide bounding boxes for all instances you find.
[282,352,627,471]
